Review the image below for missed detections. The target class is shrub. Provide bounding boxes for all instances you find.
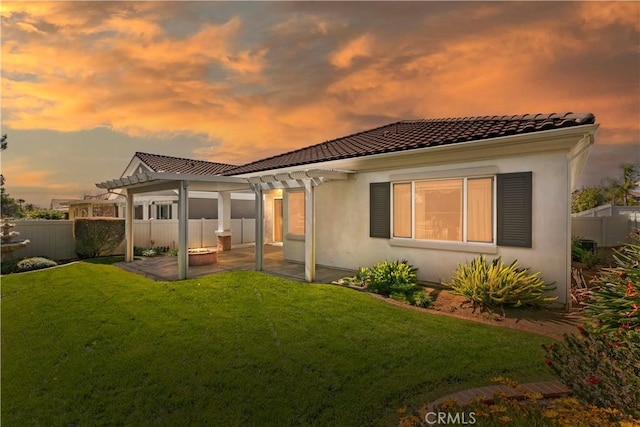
[142,249,156,257]
[367,260,418,297]
[584,233,640,331]
[543,326,640,418]
[17,257,57,272]
[544,233,640,420]
[25,209,65,220]
[166,248,178,257]
[1,258,20,275]
[74,219,125,259]
[443,256,557,309]
[363,260,433,308]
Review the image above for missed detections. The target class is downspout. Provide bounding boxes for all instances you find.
[565,130,597,310]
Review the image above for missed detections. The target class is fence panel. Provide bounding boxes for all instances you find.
[572,215,637,247]
[242,218,256,244]
[10,220,76,260]
[6,218,257,261]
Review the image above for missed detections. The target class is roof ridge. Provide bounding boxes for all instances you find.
[401,112,594,123]
[135,151,236,168]
[223,120,406,174]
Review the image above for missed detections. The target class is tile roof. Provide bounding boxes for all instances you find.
[223,112,596,176]
[135,152,237,176]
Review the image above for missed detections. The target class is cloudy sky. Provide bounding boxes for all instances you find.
[1,1,638,207]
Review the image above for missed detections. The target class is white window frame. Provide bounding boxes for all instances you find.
[286,190,305,238]
[390,174,498,253]
[155,203,172,220]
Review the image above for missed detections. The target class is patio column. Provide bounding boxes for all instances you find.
[125,190,134,262]
[177,180,189,280]
[304,179,315,282]
[255,187,263,271]
[216,191,232,251]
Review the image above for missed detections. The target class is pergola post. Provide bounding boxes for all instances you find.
[254,187,263,271]
[125,190,134,262]
[177,180,189,280]
[304,179,315,282]
[216,191,232,251]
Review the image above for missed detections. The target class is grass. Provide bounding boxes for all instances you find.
[1,263,556,426]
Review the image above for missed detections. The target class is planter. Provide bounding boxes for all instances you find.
[188,248,217,266]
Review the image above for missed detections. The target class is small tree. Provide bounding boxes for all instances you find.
[571,186,606,213]
[74,218,125,259]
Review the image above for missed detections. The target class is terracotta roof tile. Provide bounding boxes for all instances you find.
[224,112,595,175]
[223,113,595,175]
[135,152,236,176]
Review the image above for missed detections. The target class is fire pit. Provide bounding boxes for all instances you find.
[188,248,217,266]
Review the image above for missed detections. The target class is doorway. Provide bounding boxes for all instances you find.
[273,199,283,242]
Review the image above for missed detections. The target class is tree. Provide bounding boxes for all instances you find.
[572,186,606,213]
[620,163,639,206]
[601,163,639,207]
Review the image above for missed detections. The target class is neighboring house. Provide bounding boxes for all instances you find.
[72,152,255,221]
[97,112,598,307]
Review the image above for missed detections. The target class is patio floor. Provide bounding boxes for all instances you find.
[114,244,354,284]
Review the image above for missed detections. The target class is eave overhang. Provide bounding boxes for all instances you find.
[95,172,252,194]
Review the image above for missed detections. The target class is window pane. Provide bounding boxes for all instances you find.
[467,178,493,242]
[288,192,305,234]
[415,179,462,241]
[393,183,412,238]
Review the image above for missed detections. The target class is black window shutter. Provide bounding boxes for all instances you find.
[497,172,532,247]
[370,182,390,238]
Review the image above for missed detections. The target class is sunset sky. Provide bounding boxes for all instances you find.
[1,1,638,208]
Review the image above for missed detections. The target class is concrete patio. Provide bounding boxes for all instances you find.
[114,244,354,283]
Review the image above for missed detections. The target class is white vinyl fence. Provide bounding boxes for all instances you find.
[572,212,640,247]
[8,219,256,261]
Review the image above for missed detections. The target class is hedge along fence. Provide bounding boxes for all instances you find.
[74,218,126,259]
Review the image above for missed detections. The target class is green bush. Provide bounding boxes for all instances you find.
[443,256,557,309]
[584,233,640,331]
[74,219,125,259]
[1,258,20,275]
[544,233,640,419]
[17,257,57,272]
[142,249,156,257]
[367,260,418,297]
[362,260,432,308]
[24,209,65,220]
[543,326,640,418]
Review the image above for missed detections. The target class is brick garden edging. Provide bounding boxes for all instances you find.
[424,381,571,414]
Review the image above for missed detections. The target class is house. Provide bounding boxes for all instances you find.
[73,152,255,220]
[97,112,598,307]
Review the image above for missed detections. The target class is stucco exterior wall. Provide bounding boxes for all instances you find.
[283,150,571,304]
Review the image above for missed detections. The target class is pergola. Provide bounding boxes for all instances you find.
[96,169,354,281]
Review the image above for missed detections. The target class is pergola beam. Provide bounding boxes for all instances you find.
[177,180,189,280]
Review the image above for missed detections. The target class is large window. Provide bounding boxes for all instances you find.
[288,192,305,235]
[392,177,494,243]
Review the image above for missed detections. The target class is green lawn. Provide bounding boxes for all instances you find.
[1,263,556,426]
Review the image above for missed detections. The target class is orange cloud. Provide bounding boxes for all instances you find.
[0,0,637,171]
[1,158,80,192]
[329,33,374,68]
